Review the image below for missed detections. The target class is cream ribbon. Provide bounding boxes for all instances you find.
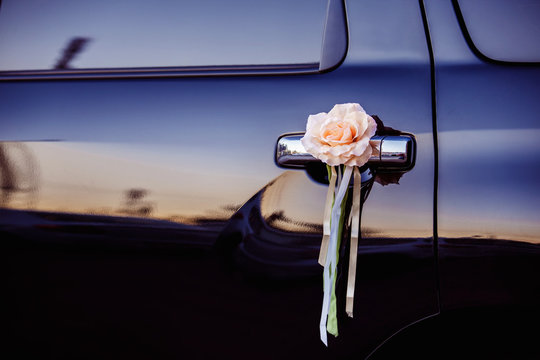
[319,166,352,346]
[346,167,361,317]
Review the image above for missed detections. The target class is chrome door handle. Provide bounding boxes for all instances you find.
[275,133,416,171]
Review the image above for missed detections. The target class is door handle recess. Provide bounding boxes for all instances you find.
[275,133,416,171]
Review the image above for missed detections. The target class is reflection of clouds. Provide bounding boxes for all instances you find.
[362,132,434,238]
[0,0,325,70]
[1,141,273,227]
[260,171,326,233]
[1,132,436,241]
[260,170,375,234]
[439,129,540,244]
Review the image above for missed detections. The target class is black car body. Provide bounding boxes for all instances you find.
[1,0,539,358]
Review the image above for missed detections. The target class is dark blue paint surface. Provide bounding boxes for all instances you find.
[2,0,538,358]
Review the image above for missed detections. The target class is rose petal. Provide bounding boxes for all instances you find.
[328,103,364,119]
[345,145,372,167]
[306,112,328,136]
[366,115,377,137]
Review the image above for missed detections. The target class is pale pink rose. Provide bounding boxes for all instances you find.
[301,103,377,166]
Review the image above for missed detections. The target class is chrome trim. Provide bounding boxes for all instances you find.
[275,133,415,170]
[380,135,411,165]
[0,63,320,81]
[275,134,316,168]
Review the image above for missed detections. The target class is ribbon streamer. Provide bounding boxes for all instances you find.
[319,166,352,346]
[319,166,363,345]
[318,167,337,266]
[346,167,361,317]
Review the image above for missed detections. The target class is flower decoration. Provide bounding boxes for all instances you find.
[301,103,378,346]
[301,103,377,166]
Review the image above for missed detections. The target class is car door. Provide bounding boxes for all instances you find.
[1,1,437,359]
[420,1,540,356]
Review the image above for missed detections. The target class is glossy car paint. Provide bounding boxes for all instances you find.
[424,0,540,318]
[3,0,537,358]
[1,1,435,358]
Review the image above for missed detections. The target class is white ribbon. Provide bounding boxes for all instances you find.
[319,166,352,346]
